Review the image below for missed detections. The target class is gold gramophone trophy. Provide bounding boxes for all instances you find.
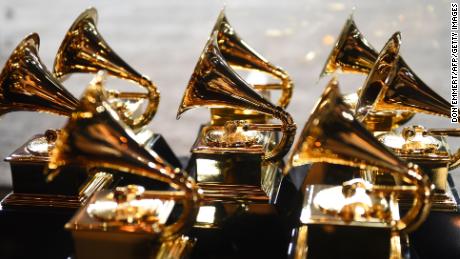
[286,78,432,259]
[0,33,115,209]
[355,32,459,212]
[177,10,296,204]
[52,7,181,168]
[175,11,296,257]
[207,10,293,125]
[1,8,181,208]
[319,15,449,132]
[47,78,201,259]
[54,7,159,132]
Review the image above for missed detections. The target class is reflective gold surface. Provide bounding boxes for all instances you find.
[322,15,445,117]
[154,235,196,259]
[54,8,159,130]
[322,16,451,131]
[202,120,264,149]
[208,10,293,125]
[193,121,278,154]
[321,16,415,131]
[176,13,296,161]
[313,179,392,223]
[0,33,79,117]
[343,92,414,132]
[378,125,459,211]
[321,15,377,76]
[288,78,432,233]
[51,73,201,238]
[356,32,451,119]
[86,185,175,227]
[295,184,403,259]
[190,127,279,205]
[1,171,112,208]
[300,184,397,228]
[379,126,447,157]
[67,188,196,259]
[178,15,292,228]
[0,4,456,259]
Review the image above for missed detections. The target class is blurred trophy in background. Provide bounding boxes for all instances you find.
[54,7,159,132]
[355,32,459,211]
[1,7,183,210]
[320,15,444,132]
[0,33,113,209]
[285,79,432,259]
[175,10,297,258]
[53,8,181,168]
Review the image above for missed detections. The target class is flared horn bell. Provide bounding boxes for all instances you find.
[289,78,409,172]
[356,32,451,120]
[177,30,296,161]
[287,78,431,233]
[320,15,377,77]
[321,16,446,118]
[53,7,159,130]
[213,10,293,108]
[0,33,79,117]
[49,72,200,238]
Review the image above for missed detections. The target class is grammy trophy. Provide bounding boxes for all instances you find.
[286,78,432,259]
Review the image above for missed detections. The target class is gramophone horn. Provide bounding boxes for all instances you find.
[213,9,293,108]
[53,7,159,130]
[288,78,431,233]
[322,16,446,120]
[0,33,79,117]
[49,73,200,238]
[176,30,296,161]
[320,14,377,77]
[356,32,451,119]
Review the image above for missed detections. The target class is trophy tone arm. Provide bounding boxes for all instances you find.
[424,128,460,170]
[371,167,432,233]
[252,66,293,109]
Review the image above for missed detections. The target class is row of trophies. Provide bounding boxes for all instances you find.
[0,7,458,259]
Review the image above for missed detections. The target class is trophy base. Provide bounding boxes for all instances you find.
[199,183,269,203]
[399,174,460,212]
[399,193,458,212]
[410,210,460,259]
[288,184,411,259]
[210,107,268,125]
[66,188,194,259]
[3,132,178,208]
[0,194,76,258]
[2,193,86,209]
[187,123,283,198]
[1,172,113,209]
[188,167,300,258]
[287,225,410,259]
[186,123,293,258]
[190,201,291,259]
